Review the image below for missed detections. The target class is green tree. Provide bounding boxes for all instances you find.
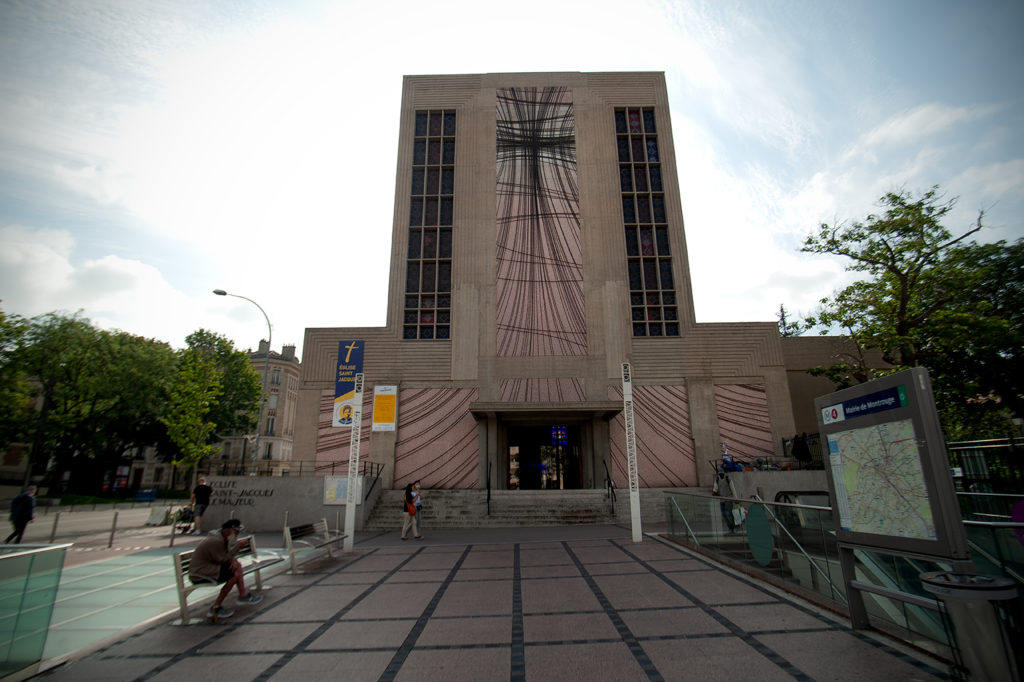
[777,304,804,337]
[158,330,260,480]
[0,310,34,455]
[800,187,1021,437]
[183,329,261,439]
[161,348,224,476]
[2,312,179,490]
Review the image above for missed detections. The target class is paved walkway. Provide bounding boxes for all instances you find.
[33,526,949,681]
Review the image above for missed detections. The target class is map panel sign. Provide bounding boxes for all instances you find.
[826,417,936,539]
[814,367,968,560]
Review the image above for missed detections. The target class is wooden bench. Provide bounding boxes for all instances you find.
[172,535,283,623]
[284,518,346,573]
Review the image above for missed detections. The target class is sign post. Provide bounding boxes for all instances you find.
[343,373,365,552]
[815,367,971,628]
[621,363,642,542]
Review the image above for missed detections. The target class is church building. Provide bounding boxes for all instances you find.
[293,72,800,492]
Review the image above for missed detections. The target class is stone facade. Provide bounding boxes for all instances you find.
[295,72,799,491]
[218,342,301,475]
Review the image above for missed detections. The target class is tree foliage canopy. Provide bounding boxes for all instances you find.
[0,312,262,492]
[800,187,1021,438]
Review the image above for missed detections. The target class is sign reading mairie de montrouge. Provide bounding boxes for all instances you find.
[333,340,364,427]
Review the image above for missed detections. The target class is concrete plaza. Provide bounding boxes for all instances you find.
[31,525,949,682]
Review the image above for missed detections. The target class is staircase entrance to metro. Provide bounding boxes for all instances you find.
[507,425,581,490]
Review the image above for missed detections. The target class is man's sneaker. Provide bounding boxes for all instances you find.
[238,593,263,605]
[191,529,202,535]
[207,605,233,622]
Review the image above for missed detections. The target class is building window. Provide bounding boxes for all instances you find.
[268,393,278,410]
[271,369,280,386]
[616,107,679,337]
[221,442,232,460]
[266,416,275,436]
[405,110,455,341]
[264,442,273,460]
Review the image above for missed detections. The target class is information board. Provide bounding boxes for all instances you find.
[323,475,362,505]
[814,367,968,559]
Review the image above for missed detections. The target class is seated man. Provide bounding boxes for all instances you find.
[188,518,263,621]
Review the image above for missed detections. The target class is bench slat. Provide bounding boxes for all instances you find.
[284,518,347,573]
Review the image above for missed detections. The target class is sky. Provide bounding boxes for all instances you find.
[1,0,1022,360]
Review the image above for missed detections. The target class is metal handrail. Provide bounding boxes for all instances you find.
[602,460,616,516]
[0,543,74,558]
[364,462,384,502]
[751,494,847,603]
[486,458,491,516]
[668,496,699,547]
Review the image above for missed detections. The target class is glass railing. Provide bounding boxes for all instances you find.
[0,543,71,677]
[663,491,955,656]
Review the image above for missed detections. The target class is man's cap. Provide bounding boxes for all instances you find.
[221,519,244,531]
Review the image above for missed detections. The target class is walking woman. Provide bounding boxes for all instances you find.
[400,483,422,540]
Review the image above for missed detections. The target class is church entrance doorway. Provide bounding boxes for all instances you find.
[507,425,581,490]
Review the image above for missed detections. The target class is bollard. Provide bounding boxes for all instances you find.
[169,505,177,548]
[107,510,119,548]
[49,512,61,543]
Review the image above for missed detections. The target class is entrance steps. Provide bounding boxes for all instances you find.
[362,489,615,530]
[362,487,711,531]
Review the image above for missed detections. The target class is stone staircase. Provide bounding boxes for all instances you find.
[362,489,616,530]
[361,487,710,531]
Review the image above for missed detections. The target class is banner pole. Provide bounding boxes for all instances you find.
[621,363,642,542]
[343,373,365,552]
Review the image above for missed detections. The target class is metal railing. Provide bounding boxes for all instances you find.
[661,490,1024,659]
[603,459,616,516]
[948,438,1024,493]
[363,463,384,502]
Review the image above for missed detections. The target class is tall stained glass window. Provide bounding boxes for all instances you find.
[405,110,455,340]
[616,107,679,337]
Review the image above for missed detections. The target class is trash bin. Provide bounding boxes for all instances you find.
[920,572,1021,682]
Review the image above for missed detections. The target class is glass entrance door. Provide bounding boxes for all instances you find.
[507,425,581,490]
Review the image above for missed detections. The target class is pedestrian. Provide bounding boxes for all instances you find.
[187,518,263,622]
[5,485,37,544]
[791,433,811,465]
[400,483,422,540]
[190,476,213,535]
[413,480,424,535]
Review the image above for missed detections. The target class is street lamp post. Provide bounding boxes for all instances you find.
[213,289,271,476]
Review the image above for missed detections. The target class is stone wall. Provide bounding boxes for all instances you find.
[199,475,381,533]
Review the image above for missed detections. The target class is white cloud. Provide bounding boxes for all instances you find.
[859,103,984,151]
[0,224,275,349]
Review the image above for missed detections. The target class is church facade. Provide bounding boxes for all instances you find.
[294,72,797,491]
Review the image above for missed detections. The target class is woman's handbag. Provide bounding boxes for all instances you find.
[406,501,417,516]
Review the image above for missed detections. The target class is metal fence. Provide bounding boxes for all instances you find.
[947,437,1024,493]
[203,459,378,478]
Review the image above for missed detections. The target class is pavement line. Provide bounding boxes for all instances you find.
[510,543,525,681]
[129,548,388,682]
[378,545,473,682]
[562,541,665,682]
[613,540,814,681]
[640,536,949,679]
[53,566,175,608]
[252,548,430,681]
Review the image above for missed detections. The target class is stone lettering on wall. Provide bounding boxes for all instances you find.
[208,479,275,507]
